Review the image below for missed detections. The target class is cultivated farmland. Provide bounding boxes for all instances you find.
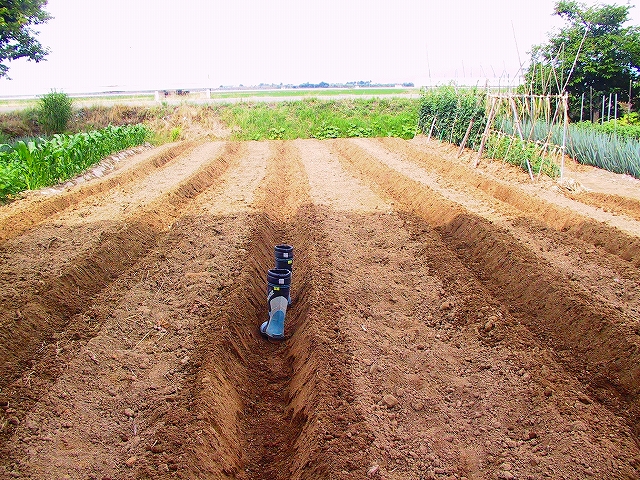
[1,136,640,479]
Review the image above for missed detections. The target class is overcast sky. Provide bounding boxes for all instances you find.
[0,0,638,96]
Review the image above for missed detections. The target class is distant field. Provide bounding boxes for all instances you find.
[210,88,418,98]
[0,88,419,111]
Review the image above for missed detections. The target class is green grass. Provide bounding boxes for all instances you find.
[0,88,416,110]
[221,98,420,141]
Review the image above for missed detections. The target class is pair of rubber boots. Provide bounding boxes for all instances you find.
[260,244,294,340]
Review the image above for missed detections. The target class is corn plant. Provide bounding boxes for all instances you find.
[0,124,149,201]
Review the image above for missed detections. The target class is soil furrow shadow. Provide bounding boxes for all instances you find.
[144,141,374,479]
[570,191,640,222]
[365,137,640,324]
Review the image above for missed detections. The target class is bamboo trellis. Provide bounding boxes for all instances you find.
[474,93,569,180]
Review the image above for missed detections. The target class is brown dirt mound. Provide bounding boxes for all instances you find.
[0,141,200,242]
[380,137,640,267]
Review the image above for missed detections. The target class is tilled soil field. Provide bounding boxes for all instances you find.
[1,137,640,480]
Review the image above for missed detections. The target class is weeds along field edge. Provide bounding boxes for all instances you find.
[220,97,420,141]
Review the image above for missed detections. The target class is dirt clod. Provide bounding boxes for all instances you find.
[382,394,399,408]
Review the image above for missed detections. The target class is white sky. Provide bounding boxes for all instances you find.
[0,0,638,95]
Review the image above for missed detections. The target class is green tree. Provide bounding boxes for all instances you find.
[525,1,640,119]
[0,0,51,78]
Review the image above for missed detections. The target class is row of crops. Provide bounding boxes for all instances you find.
[418,86,640,179]
[0,124,149,200]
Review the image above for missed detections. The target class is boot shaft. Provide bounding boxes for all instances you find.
[274,244,294,272]
[267,268,291,303]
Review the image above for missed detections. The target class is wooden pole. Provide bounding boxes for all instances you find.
[608,92,613,122]
[474,97,497,167]
[509,97,524,140]
[614,93,618,132]
[601,96,605,124]
[449,106,459,144]
[457,119,475,158]
[580,92,585,122]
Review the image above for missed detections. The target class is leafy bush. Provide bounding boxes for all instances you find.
[37,91,73,135]
[486,133,560,178]
[574,119,640,141]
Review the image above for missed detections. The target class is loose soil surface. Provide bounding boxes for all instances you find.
[1,136,640,480]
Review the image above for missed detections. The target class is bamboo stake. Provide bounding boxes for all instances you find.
[449,101,460,144]
[427,117,437,141]
[474,97,497,167]
[537,150,547,181]
[457,119,475,158]
[561,93,569,180]
[614,93,618,132]
[509,97,524,141]
[525,157,535,182]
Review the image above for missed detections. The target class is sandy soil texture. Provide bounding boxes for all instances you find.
[1,137,640,480]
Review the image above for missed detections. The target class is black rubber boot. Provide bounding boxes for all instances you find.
[274,244,293,304]
[260,268,291,340]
